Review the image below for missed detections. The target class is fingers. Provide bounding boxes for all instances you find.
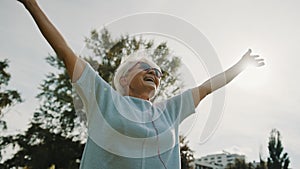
[247,48,252,54]
[258,62,265,67]
[243,49,265,67]
[254,58,265,67]
[243,49,252,57]
[254,61,265,67]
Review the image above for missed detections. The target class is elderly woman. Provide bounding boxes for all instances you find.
[18,0,264,169]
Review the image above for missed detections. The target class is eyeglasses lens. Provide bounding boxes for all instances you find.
[139,62,162,78]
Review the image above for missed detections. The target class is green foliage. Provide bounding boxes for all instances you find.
[225,158,251,169]
[34,55,81,138]
[0,59,22,118]
[0,59,22,162]
[180,136,194,169]
[0,28,186,168]
[225,158,268,169]
[267,129,290,169]
[0,123,83,169]
[254,156,267,169]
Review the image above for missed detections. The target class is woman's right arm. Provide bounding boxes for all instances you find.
[192,49,265,107]
[18,0,84,80]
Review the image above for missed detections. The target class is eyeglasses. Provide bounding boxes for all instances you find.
[137,62,163,78]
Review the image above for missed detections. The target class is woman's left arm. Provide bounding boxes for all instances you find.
[192,49,265,107]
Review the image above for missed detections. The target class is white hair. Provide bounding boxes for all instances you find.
[113,51,160,96]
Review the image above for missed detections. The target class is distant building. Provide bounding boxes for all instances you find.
[194,151,245,169]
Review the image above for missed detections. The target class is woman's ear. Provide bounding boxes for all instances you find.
[119,76,128,87]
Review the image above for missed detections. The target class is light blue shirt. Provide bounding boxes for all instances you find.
[73,63,195,169]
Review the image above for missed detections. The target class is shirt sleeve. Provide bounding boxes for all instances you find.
[72,62,115,123]
[161,89,196,124]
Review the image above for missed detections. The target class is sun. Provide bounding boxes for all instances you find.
[234,64,270,90]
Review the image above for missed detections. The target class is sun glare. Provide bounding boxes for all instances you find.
[234,64,270,90]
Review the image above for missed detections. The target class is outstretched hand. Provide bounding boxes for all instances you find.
[238,49,265,69]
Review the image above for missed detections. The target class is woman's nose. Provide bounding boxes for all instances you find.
[147,69,156,76]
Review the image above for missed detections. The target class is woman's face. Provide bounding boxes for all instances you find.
[125,62,161,100]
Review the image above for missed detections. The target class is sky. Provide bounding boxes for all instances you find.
[1,0,300,168]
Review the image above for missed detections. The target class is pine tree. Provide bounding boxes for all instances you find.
[267,129,290,169]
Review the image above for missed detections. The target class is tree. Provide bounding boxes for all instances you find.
[1,123,83,169]
[267,129,290,169]
[225,158,250,169]
[0,59,22,162]
[180,136,194,169]
[254,154,267,169]
[0,59,22,129]
[0,28,184,168]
